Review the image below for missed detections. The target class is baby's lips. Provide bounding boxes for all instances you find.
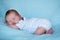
[12,23,16,25]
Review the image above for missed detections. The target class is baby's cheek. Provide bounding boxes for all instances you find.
[15,18,19,23]
[14,19,18,23]
[8,22,13,25]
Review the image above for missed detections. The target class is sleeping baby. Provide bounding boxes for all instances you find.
[5,9,53,35]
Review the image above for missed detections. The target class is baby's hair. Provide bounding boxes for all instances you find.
[5,9,23,25]
[5,9,21,18]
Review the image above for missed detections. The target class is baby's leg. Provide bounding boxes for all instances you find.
[34,27,46,35]
[46,28,53,34]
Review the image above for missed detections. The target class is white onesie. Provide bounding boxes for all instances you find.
[16,18,52,33]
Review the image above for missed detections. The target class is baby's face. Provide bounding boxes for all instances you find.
[6,12,20,25]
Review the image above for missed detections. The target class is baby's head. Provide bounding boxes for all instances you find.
[5,9,22,25]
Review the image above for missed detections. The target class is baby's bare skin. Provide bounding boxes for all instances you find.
[34,27,53,35]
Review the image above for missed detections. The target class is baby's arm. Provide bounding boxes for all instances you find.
[9,24,20,30]
[34,27,46,35]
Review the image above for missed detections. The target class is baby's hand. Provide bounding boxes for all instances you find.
[9,24,19,30]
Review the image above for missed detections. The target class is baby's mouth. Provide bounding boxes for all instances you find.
[12,23,16,25]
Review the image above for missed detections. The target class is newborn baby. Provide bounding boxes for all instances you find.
[5,9,53,35]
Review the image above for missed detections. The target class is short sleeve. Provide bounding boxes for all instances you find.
[16,20,24,29]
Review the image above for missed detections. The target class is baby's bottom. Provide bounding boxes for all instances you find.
[34,27,53,35]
